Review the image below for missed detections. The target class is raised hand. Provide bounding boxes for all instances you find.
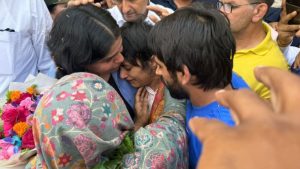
[146,5,173,24]
[189,67,300,169]
[277,0,300,47]
[67,0,102,8]
[134,87,149,131]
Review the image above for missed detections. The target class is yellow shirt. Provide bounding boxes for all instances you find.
[233,23,288,99]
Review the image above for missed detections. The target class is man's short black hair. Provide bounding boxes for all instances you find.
[252,0,274,8]
[121,21,153,68]
[148,6,236,91]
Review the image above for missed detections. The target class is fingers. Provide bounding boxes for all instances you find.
[294,52,300,69]
[189,117,229,142]
[277,24,300,33]
[68,0,81,7]
[94,2,102,8]
[296,29,300,37]
[147,5,172,19]
[281,0,286,10]
[134,88,149,130]
[149,15,161,24]
[147,5,164,16]
[254,67,300,116]
[215,89,273,123]
[280,11,298,24]
[135,87,143,102]
[104,0,115,8]
[135,87,148,105]
[67,0,95,7]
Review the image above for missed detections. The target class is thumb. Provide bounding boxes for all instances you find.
[149,15,161,24]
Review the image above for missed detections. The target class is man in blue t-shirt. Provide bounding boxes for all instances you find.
[149,6,249,168]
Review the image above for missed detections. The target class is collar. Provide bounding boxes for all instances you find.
[236,22,274,56]
[108,1,173,27]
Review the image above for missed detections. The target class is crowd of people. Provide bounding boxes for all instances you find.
[1,0,300,168]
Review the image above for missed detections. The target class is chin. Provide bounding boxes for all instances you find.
[132,83,143,88]
[124,15,140,22]
[128,81,141,88]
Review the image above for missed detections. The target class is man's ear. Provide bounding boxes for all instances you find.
[177,65,191,85]
[150,56,158,70]
[252,3,268,22]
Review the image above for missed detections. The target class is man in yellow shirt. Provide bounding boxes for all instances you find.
[217,0,288,99]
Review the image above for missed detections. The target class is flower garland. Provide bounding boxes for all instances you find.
[0,85,41,160]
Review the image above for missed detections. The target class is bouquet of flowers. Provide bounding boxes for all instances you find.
[0,85,41,160]
[0,73,57,168]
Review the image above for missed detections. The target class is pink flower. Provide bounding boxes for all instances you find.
[13,93,32,104]
[150,130,157,136]
[51,108,64,125]
[2,103,15,112]
[73,134,96,163]
[82,73,95,78]
[2,106,31,137]
[2,123,13,138]
[71,91,87,102]
[71,79,84,90]
[106,91,116,103]
[66,104,91,129]
[21,128,35,149]
[26,114,34,126]
[56,91,71,101]
[146,153,166,169]
[0,140,15,160]
[20,97,35,111]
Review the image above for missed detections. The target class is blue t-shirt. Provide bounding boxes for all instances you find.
[187,73,248,168]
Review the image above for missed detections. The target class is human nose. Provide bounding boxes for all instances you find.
[114,53,124,64]
[120,67,128,79]
[120,0,131,14]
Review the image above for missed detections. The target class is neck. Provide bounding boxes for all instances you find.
[148,75,162,91]
[174,0,193,8]
[100,74,111,82]
[234,23,266,51]
[188,85,232,107]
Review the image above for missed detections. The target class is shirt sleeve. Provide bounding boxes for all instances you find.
[266,22,300,66]
[31,0,55,74]
[280,46,300,66]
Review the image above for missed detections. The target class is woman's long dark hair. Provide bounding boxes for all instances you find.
[48,4,120,78]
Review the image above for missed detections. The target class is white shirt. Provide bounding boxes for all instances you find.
[107,2,174,27]
[145,86,157,113]
[268,23,300,65]
[0,0,54,96]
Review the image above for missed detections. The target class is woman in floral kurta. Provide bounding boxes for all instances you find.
[26,72,187,169]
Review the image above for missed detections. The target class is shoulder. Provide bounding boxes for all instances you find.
[231,72,249,89]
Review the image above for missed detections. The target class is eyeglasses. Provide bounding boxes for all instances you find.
[216,1,261,14]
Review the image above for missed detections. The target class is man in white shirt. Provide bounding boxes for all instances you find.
[68,0,173,26]
[0,0,54,96]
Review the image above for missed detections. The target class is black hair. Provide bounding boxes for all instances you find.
[47,4,56,13]
[120,21,153,68]
[148,6,236,91]
[251,0,274,8]
[47,4,120,79]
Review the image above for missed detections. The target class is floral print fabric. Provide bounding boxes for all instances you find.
[26,73,134,169]
[26,73,188,168]
[123,89,188,169]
